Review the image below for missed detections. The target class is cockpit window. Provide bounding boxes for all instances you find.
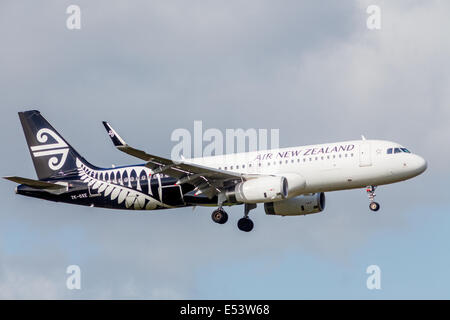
[387,147,411,154]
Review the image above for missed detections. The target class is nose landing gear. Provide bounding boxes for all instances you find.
[366,186,380,212]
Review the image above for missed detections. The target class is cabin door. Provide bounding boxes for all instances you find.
[359,142,372,167]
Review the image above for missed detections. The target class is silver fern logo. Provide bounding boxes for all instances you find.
[75,158,162,210]
[30,128,69,170]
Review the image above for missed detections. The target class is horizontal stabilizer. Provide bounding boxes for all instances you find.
[3,176,66,190]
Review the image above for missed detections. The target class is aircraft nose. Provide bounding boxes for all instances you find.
[412,155,427,175]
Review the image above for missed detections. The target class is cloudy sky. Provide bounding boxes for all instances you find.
[1,0,449,299]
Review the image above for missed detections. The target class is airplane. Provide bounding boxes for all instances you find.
[4,110,427,232]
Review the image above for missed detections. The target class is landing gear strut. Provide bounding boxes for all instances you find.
[366,186,380,212]
[238,203,256,232]
[212,192,229,224]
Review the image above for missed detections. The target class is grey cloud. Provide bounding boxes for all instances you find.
[0,1,449,298]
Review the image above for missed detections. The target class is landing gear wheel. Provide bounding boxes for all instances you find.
[237,217,254,232]
[369,202,380,212]
[366,186,380,212]
[212,209,228,224]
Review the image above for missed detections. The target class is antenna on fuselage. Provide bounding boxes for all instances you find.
[361,135,366,140]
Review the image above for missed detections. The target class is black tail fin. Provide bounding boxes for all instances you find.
[19,110,96,180]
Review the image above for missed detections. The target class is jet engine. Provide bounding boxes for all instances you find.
[233,176,288,203]
[264,192,325,216]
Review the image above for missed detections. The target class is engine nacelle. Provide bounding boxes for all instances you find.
[264,192,326,216]
[278,173,306,197]
[234,176,288,203]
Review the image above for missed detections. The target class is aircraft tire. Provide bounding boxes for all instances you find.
[237,217,254,232]
[212,209,228,224]
[369,202,380,212]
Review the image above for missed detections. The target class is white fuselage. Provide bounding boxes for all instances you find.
[189,139,427,197]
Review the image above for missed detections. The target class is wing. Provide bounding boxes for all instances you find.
[102,122,248,198]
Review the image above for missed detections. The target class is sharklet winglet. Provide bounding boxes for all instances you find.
[102,121,127,147]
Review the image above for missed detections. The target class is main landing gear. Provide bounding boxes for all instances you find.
[212,192,229,225]
[211,198,257,232]
[211,208,228,224]
[366,186,380,212]
[237,203,256,232]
